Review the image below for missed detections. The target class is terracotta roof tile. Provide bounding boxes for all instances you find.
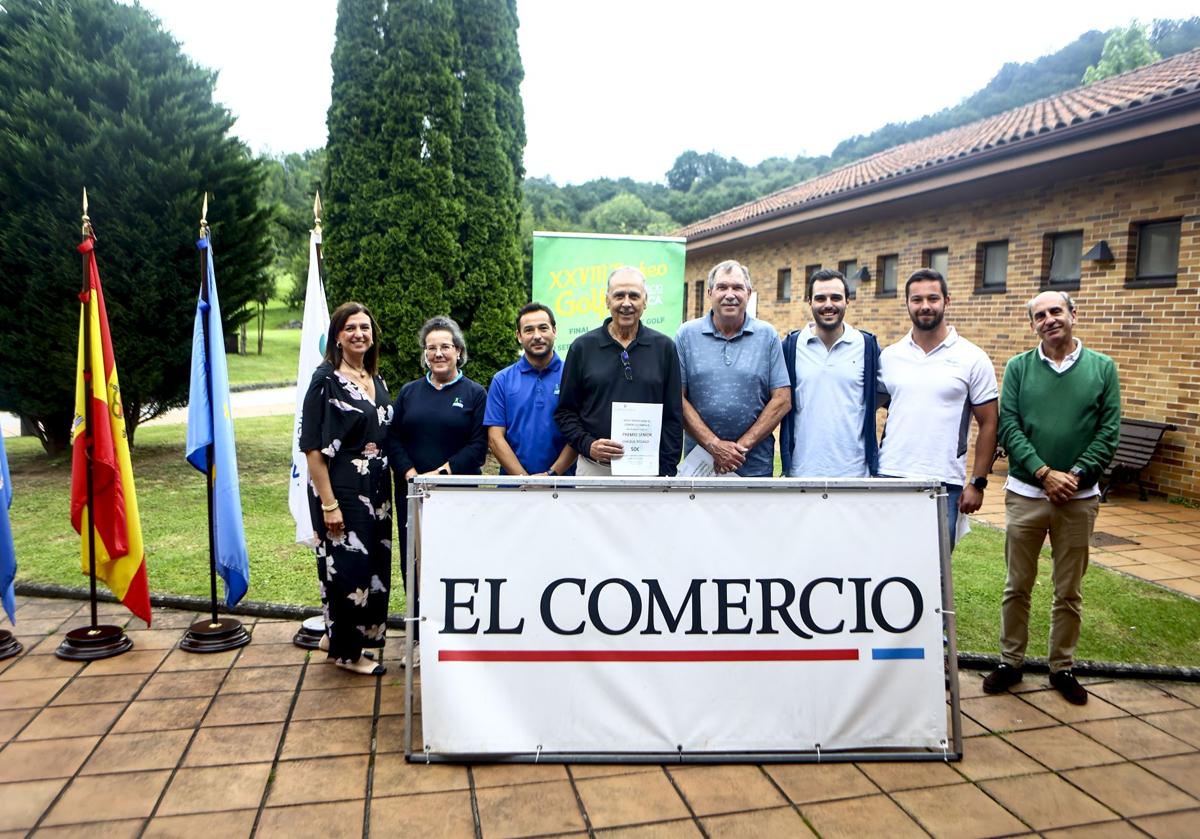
[680,48,1200,240]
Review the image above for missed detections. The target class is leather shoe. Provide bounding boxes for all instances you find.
[982,663,1023,694]
[1050,669,1088,705]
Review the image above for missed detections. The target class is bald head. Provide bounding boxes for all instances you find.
[606,266,647,293]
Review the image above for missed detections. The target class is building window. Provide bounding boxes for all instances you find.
[876,254,898,296]
[804,264,822,298]
[776,268,792,303]
[838,259,858,298]
[693,279,705,318]
[1133,220,1181,285]
[923,248,948,278]
[977,241,1008,292]
[1045,231,1083,287]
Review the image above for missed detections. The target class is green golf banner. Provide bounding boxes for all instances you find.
[532,232,686,354]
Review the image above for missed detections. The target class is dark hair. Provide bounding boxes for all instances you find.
[516,302,556,331]
[419,315,468,369]
[806,268,848,300]
[905,268,948,298]
[324,301,380,376]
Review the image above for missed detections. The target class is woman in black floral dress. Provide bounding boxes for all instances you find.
[300,302,393,676]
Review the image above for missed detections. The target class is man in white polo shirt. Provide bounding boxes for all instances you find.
[878,268,999,548]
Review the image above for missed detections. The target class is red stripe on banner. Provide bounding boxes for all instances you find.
[439,649,860,663]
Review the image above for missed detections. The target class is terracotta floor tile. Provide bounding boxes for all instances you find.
[1087,679,1194,714]
[599,818,702,838]
[1139,753,1200,798]
[279,717,372,760]
[290,685,376,720]
[855,758,965,790]
[0,656,83,681]
[575,770,690,828]
[1075,717,1193,760]
[1002,726,1122,770]
[119,629,184,651]
[75,649,169,677]
[204,690,294,726]
[298,662,377,691]
[14,603,82,620]
[369,790,475,839]
[0,708,37,743]
[258,800,365,838]
[1150,560,1200,578]
[1018,687,1128,723]
[568,764,659,780]
[1041,822,1147,838]
[1160,533,1200,547]
[981,771,1115,830]
[18,702,124,741]
[1143,709,1200,748]
[110,697,208,734]
[137,668,225,700]
[0,779,68,831]
[1152,681,1200,707]
[1064,763,1198,817]
[1167,578,1200,597]
[955,733,1046,780]
[218,665,302,695]
[156,648,240,673]
[371,752,469,796]
[32,818,144,838]
[248,621,305,644]
[668,765,786,816]
[0,736,99,782]
[800,793,926,839]
[894,782,1029,838]
[475,780,586,839]
[378,684,406,715]
[156,762,271,816]
[1158,546,1200,560]
[1131,809,1200,839]
[231,643,311,669]
[144,612,202,630]
[764,763,878,804]
[374,713,421,753]
[267,754,368,807]
[702,805,812,838]
[182,721,283,767]
[41,770,170,826]
[470,762,569,788]
[50,674,146,707]
[142,809,257,839]
[81,730,191,775]
[961,693,1057,732]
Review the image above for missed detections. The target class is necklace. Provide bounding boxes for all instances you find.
[342,362,369,381]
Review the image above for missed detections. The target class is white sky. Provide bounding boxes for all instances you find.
[132,0,1198,185]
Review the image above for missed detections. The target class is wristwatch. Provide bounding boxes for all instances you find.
[1069,466,1085,479]
[546,468,558,476]
[970,476,988,490]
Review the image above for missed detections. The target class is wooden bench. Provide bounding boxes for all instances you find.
[1101,418,1176,502]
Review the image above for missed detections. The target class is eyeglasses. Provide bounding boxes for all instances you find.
[424,344,455,356]
[620,349,633,381]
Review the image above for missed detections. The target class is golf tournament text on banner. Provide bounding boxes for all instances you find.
[531,232,686,353]
[416,483,950,757]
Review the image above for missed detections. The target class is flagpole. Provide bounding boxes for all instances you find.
[57,189,133,660]
[180,194,250,653]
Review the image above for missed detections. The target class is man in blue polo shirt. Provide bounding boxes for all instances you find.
[485,303,577,476]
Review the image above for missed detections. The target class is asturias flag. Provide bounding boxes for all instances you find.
[70,237,152,624]
[288,227,330,546]
[186,236,250,606]
[1,432,17,625]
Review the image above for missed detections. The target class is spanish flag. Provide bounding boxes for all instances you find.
[69,236,151,625]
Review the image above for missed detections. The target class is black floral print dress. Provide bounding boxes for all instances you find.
[300,362,393,663]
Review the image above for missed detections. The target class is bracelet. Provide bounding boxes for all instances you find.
[321,500,339,512]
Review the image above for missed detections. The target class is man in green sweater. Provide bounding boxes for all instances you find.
[984,290,1120,705]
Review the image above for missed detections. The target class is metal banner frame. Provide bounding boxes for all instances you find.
[403,476,963,764]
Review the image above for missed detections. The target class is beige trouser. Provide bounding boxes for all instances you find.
[575,457,613,477]
[1001,491,1100,673]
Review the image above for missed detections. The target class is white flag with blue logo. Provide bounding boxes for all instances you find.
[289,228,330,546]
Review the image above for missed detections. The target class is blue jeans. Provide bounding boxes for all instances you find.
[946,483,963,551]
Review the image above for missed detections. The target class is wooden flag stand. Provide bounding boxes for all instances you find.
[181,198,250,654]
[57,192,133,661]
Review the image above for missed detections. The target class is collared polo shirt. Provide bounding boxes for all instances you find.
[675,311,789,477]
[484,353,572,474]
[878,327,999,485]
[788,323,869,478]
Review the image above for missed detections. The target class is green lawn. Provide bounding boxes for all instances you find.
[7,420,1200,666]
[226,301,303,387]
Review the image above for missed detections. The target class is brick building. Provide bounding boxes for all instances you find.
[680,49,1200,500]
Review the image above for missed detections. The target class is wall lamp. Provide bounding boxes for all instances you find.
[1083,240,1114,261]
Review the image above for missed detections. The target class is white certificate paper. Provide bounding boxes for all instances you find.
[677,446,715,477]
[610,401,662,476]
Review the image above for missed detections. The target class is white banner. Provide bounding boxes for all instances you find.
[288,229,330,547]
[417,482,950,756]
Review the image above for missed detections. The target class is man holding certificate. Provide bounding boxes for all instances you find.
[555,266,683,476]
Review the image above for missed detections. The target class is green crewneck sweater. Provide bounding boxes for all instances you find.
[998,345,1121,487]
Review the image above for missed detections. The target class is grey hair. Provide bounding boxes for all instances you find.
[707,260,752,291]
[606,265,647,292]
[419,315,468,368]
[1026,290,1076,323]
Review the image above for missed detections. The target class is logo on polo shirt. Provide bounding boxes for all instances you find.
[452,397,464,409]
[553,384,560,395]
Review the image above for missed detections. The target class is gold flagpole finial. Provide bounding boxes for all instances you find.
[313,190,323,233]
[199,191,210,240]
[81,187,94,238]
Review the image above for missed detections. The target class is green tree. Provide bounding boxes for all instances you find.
[1083,22,1162,84]
[583,193,676,236]
[260,148,327,309]
[0,0,272,452]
